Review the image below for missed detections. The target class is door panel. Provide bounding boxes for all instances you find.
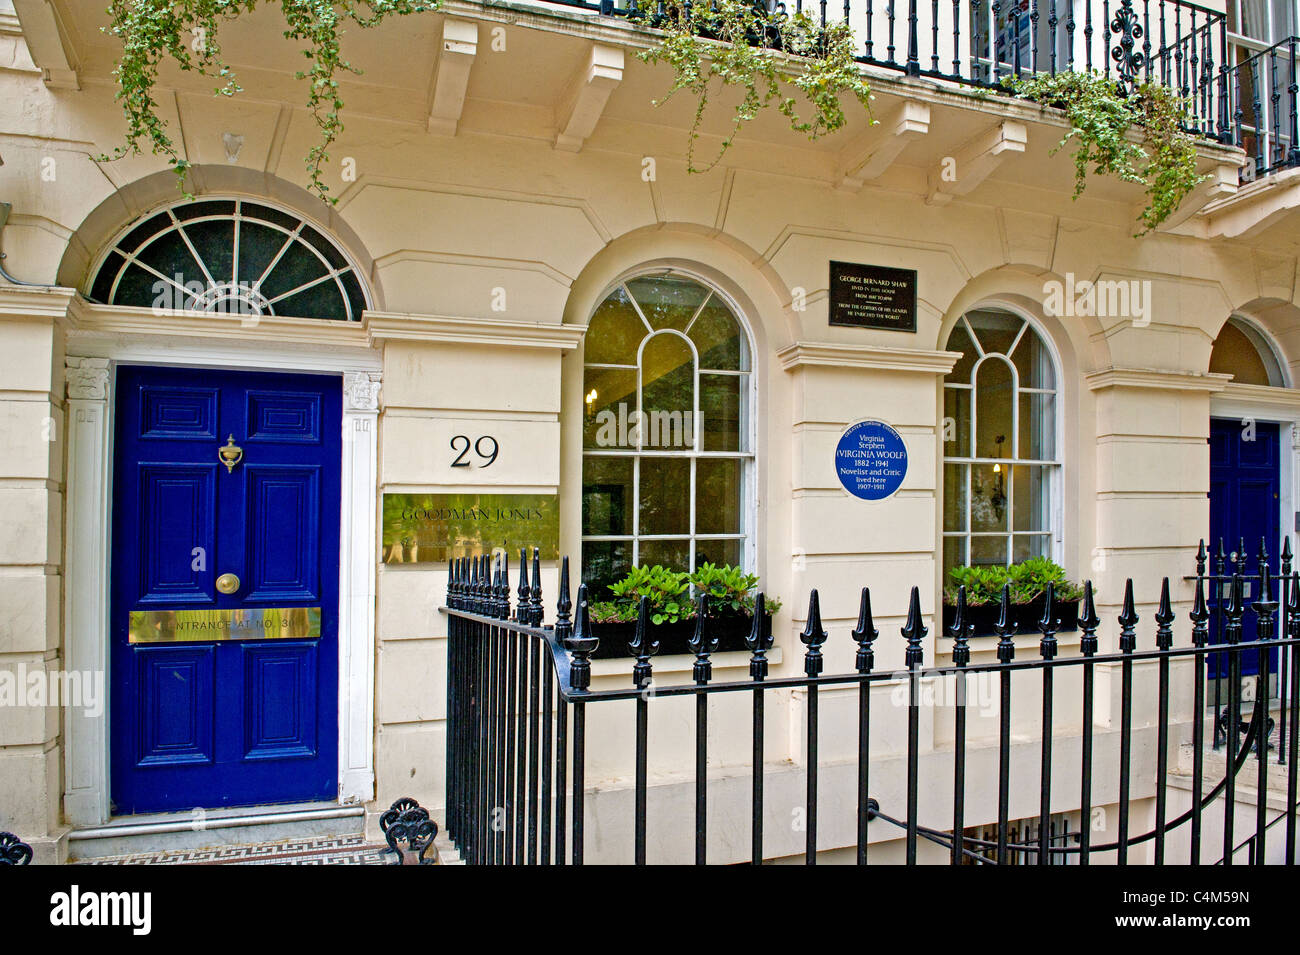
[137,465,216,606]
[245,467,319,601]
[111,365,341,815]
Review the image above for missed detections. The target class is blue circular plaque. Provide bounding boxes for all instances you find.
[835,420,908,501]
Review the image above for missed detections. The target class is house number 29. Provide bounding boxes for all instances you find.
[450,435,499,468]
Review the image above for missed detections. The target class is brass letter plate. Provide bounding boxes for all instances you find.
[129,607,322,643]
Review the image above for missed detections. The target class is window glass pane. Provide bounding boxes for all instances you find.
[585,285,647,364]
[639,457,691,535]
[1010,324,1056,391]
[697,458,742,534]
[694,538,741,569]
[971,463,1008,532]
[943,536,967,577]
[945,321,979,381]
[965,309,1023,356]
[258,238,328,300]
[582,457,633,536]
[701,373,745,452]
[582,540,630,596]
[275,281,348,321]
[974,357,1014,459]
[638,538,690,573]
[115,263,167,308]
[944,387,971,457]
[584,366,636,449]
[1013,534,1051,563]
[971,535,1008,567]
[186,219,236,287]
[944,463,968,533]
[135,230,203,288]
[689,297,745,371]
[90,251,126,305]
[236,221,292,287]
[1012,465,1050,532]
[626,275,710,330]
[1019,392,1056,460]
[641,334,695,450]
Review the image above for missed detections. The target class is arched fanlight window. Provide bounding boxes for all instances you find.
[1209,315,1287,387]
[581,272,754,592]
[942,307,1061,574]
[87,198,369,321]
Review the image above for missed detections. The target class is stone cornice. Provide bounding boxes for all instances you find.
[778,341,962,375]
[1085,367,1233,393]
[0,283,77,320]
[363,310,587,350]
[1213,381,1300,409]
[68,299,374,348]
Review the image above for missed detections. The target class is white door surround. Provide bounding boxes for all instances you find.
[62,302,381,827]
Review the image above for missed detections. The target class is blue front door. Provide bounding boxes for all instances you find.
[1208,417,1280,679]
[111,366,341,815]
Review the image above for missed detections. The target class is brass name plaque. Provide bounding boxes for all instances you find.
[382,492,560,564]
[129,607,322,644]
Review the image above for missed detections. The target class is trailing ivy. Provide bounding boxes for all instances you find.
[638,0,873,173]
[100,0,439,202]
[1006,71,1208,235]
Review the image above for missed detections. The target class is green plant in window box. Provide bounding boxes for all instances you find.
[942,557,1084,637]
[588,562,780,658]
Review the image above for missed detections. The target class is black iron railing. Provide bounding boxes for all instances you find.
[443,545,1300,864]
[536,0,1300,180]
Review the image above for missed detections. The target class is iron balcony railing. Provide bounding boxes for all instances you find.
[443,544,1300,865]
[537,0,1300,181]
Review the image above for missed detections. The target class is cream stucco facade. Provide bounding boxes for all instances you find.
[1,0,1299,864]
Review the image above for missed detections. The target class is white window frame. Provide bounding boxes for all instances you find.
[580,269,757,581]
[942,306,1064,571]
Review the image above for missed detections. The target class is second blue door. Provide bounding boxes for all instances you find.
[111,366,341,814]
[1208,417,1280,679]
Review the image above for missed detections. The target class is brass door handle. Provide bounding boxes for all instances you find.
[216,573,241,595]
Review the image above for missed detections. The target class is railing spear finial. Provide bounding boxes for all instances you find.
[1080,581,1101,657]
[500,549,510,621]
[688,592,718,685]
[852,587,879,674]
[1255,561,1277,640]
[995,584,1015,664]
[564,583,599,691]
[746,592,773,681]
[902,585,926,669]
[629,595,659,690]
[947,584,972,667]
[1118,578,1139,652]
[516,548,529,624]
[800,590,828,678]
[1038,581,1058,660]
[1155,577,1175,651]
[1190,573,1210,648]
[530,547,543,627]
[555,555,573,642]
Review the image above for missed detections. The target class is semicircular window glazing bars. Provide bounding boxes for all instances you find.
[942,308,1061,576]
[581,274,753,594]
[88,198,368,321]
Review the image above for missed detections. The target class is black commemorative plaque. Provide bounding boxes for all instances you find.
[828,261,917,332]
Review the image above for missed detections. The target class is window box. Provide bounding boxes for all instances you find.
[590,614,766,660]
[940,594,1079,639]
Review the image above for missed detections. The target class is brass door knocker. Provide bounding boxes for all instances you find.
[219,434,244,473]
